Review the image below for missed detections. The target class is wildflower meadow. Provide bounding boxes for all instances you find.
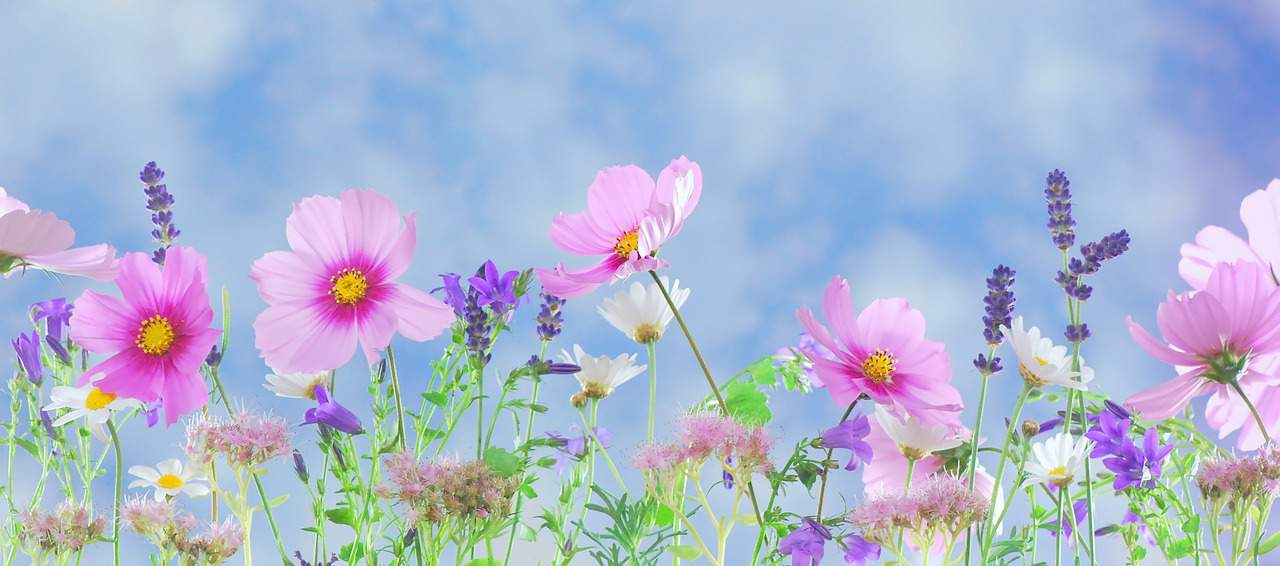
[5,157,1280,566]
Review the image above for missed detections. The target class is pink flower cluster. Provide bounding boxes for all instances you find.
[185,411,291,469]
[122,494,244,564]
[16,500,105,554]
[378,451,519,523]
[1196,447,1280,504]
[848,474,990,546]
[632,413,774,480]
[184,520,245,565]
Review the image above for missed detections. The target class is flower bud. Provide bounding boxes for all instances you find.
[1021,419,1040,438]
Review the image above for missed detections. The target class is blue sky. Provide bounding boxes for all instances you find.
[3,2,1280,563]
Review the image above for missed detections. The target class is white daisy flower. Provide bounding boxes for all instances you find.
[873,405,963,460]
[559,344,646,401]
[1001,316,1093,390]
[263,370,332,400]
[43,382,140,441]
[128,458,210,501]
[1027,432,1092,488]
[597,277,690,344]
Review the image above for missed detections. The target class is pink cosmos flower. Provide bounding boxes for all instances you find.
[1179,179,1280,290]
[796,275,962,424]
[70,247,220,425]
[1126,261,1280,422]
[535,157,702,298]
[0,186,117,281]
[250,190,455,372]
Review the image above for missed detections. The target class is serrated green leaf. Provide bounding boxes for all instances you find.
[483,447,521,477]
[723,381,771,426]
[339,541,365,562]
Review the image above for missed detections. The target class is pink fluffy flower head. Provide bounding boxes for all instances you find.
[16,500,106,554]
[185,410,291,469]
[251,189,455,372]
[180,519,244,565]
[378,451,519,523]
[849,474,989,548]
[1196,447,1280,504]
[536,157,702,298]
[0,186,118,281]
[70,246,220,425]
[1125,261,1280,423]
[122,496,198,548]
[796,275,962,424]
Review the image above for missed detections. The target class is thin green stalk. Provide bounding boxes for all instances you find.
[814,399,860,520]
[964,349,995,566]
[502,341,550,566]
[1228,380,1273,445]
[980,385,1031,562]
[896,458,917,554]
[387,345,408,450]
[565,401,601,560]
[107,421,122,566]
[1055,489,1065,566]
[476,362,485,459]
[646,342,657,442]
[577,407,626,491]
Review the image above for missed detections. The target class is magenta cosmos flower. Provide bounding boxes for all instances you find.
[250,190,455,372]
[1126,261,1280,424]
[796,275,962,423]
[535,157,702,298]
[69,247,220,425]
[1180,179,1280,290]
[0,186,117,281]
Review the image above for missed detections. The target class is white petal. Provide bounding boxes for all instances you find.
[156,459,182,476]
[129,465,161,482]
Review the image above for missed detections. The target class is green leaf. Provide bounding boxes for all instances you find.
[483,447,521,477]
[1181,516,1199,535]
[795,461,819,490]
[422,391,449,408]
[668,545,702,560]
[653,504,675,527]
[1259,530,1280,555]
[268,495,288,508]
[1167,538,1194,559]
[338,541,365,562]
[463,560,500,566]
[737,512,758,526]
[723,381,771,426]
[326,507,355,528]
[749,359,777,387]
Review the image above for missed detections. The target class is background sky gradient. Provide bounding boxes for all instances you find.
[3,3,1280,564]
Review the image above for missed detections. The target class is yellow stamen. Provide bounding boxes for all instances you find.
[135,315,176,356]
[632,323,662,344]
[330,268,369,305]
[84,387,117,411]
[862,348,897,383]
[156,474,184,489]
[1019,356,1052,388]
[613,230,639,258]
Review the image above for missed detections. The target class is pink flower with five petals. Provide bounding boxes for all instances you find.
[535,157,701,298]
[0,186,117,281]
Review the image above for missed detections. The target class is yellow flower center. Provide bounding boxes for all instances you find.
[135,315,176,356]
[156,474,184,489]
[1019,356,1051,388]
[84,387,117,410]
[862,348,897,383]
[613,230,639,258]
[900,446,927,460]
[330,268,369,305]
[1047,465,1073,487]
[632,323,662,344]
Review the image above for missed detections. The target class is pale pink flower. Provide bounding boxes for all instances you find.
[796,275,962,424]
[70,247,220,425]
[849,474,989,549]
[1197,447,1280,503]
[185,411,291,469]
[378,452,518,523]
[1125,261,1280,422]
[16,501,105,554]
[250,190,455,372]
[1179,179,1280,290]
[536,157,702,298]
[631,443,685,471]
[0,186,117,281]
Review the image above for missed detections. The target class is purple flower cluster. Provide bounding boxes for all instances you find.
[536,290,567,341]
[437,260,521,364]
[1085,409,1172,490]
[974,264,1016,374]
[1056,229,1131,304]
[1045,169,1076,250]
[140,161,179,265]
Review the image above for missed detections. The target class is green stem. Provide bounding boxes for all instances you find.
[1229,379,1273,445]
[107,421,122,566]
[646,342,657,442]
[964,353,994,566]
[897,458,916,554]
[814,399,860,520]
[649,271,726,412]
[502,341,549,566]
[577,407,626,491]
[476,362,485,459]
[387,345,408,450]
[1055,489,1064,566]
[566,400,601,558]
[980,386,1031,562]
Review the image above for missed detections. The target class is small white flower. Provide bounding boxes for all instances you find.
[263,371,332,400]
[128,458,209,501]
[43,382,140,441]
[1001,316,1093,390]
[1027,432,1091,488]
[559,344,646,400]
[873,405,963,460]
[597,277,690,344]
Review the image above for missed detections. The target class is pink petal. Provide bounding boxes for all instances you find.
[249,250,326,304]
[0,208,74,257]
[1240,179,1280,276]
[169,326,221,378]
[810,356,863,405]
[390,284,455,342]
[1236,386,1280,451]
[1205,386,1250,443]
[795,305,851,365]
[158,361,209,426]
[1155,293,1228,357]
[115,252,165,315]
[1124,368,1208,421]
[254,301,359,372]
[854,298,925,357]
[1126,315,1200,366]
[654,156,702,225]
[586,165,655,235]
[356,298,399,367]
[862,419,942,494]
[24,244,118,281]
[1203,261,1280,352]
[158,247,208,308]
[821,276,864,356]
[535,257,622,299]
[550,211,616,256]
[1179,226,1262,290]
[88,349,165,401]
[341,190,407,267]
[0,187,29,215]
[70,289,140,353]
[286,195,349,269]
